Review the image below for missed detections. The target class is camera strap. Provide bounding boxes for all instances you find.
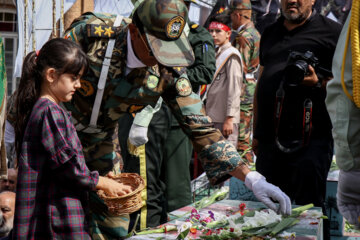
[274,81,313,153]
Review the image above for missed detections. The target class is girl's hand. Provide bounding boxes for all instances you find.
[97,176,132,197]
[222,117,234,137]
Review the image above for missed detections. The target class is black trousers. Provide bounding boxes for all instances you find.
[118,104,192,230]
[118,107,170,229]
[255,138,333,239]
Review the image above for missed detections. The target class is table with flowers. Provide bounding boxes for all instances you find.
[129,199,324,240]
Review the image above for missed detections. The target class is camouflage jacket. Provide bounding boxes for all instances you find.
[62,12,244,184]
[233,21,261,75]
[63,12,187,133]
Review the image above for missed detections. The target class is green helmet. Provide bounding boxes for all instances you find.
[229,0,252,11]
[135,0,194,67]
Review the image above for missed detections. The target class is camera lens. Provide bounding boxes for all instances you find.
[284,60,308,86]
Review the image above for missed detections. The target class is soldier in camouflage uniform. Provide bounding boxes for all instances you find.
[164,0,216,212]
[229,0,261,163]
[60,0,290,238]
[118,0,216,229]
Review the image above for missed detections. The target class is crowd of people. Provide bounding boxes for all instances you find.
[0,0,358,239]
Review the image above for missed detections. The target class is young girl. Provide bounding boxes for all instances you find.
[13,38,131,239]
[206,14,243,147]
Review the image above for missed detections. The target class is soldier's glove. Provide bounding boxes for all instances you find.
[245,171,292,216]
[129,123,149,147]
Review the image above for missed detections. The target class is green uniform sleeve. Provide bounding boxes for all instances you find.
[186,23,216,92]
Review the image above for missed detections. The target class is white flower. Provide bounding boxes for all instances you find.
[242,209,282,228]
[177,222,192,234]
[302,210,323,219]
[278,231,296,238]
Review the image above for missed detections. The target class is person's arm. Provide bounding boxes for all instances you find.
[41,107,131,196]
[186,25,216,90]
[223,55,242,137]
[161,69,291,215]
[235,33,252,72]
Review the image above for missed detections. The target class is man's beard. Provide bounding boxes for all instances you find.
[0,215,14,237]
[283,3,311,24]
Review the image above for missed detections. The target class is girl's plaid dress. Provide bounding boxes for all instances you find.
[13,98,99,239]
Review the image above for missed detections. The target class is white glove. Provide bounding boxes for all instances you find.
[128,123,148,147]
[245,171,291,215]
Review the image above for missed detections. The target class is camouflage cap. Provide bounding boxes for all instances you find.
[136,0,195,67]
[229,0,252,11]
[183,0,198,4]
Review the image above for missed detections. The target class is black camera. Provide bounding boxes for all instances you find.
[283,51,319,86]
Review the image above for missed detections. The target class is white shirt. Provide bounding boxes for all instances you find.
[126,29,146,75]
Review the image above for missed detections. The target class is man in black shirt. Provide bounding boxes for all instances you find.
[252,0,341,238]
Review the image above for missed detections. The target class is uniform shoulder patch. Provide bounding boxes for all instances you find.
[191,24,199,29]
[146,75,159,89]
[78,79,95,97]
[175,77,192,97]
[87,24,116,38]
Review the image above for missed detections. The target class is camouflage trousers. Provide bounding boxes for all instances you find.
[89,192,130,240]
[237,78,256,163]
[78,126,130,239]
[237,105,253,163]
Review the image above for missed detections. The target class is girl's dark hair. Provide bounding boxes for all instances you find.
[14,38,89,159]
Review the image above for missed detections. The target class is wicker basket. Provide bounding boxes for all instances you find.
[97,173,145,215]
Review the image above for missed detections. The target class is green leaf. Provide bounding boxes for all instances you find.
[200,231,239,240]
[194,187,229,209]
[206,219,228,229]
[270,217,297,236]
[176,228,190,240]
[233,210,257,224]
[290,203,314,217]
[242,221,278,236]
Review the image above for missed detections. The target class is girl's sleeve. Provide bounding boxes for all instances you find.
[41,106,99,190]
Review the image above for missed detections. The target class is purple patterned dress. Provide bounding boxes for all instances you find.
[13,98,99,240]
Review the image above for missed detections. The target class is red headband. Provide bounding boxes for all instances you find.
[208,21,231,32]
